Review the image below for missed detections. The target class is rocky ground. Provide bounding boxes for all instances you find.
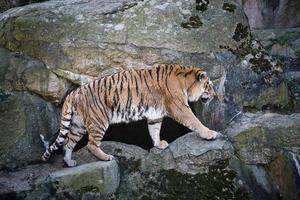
[0,0,299,199]
[1,112,299,199]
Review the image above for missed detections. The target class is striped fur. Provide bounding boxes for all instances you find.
[42,64,217,167]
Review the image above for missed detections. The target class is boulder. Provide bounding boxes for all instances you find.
[242,0,300,29]
[43,161,119,199]
[143,132,234,174]
[0,0,248,76]
[0,91,59,170]
[225,112,300,158]
[72,133,246,199]
[266,153,300,200]
[252,27,300,59]
[283,58,300,111]
[0,47,72,103]
[0,160,120,200]
[226,112,300,200]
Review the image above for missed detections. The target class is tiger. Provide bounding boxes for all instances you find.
[42,64,219,167]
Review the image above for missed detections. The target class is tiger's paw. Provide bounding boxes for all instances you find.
[65,159,77,167]
[155,140,169,149]
[200,129,218,140]
[105,154,115,161]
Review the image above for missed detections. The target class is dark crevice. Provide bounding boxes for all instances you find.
[75,118,190,151]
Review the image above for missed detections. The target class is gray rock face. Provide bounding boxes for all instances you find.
[225,112,300,200]
[0,160,120,200]
[0,0,247,76]
[0,47,72,103]
[242,0,300,29]
[0,0,298,199]
[284,59,300,111]
[45,161,119,198]
[225,112,300,156]
[71,133,243,199]
[252,27,300,59]
[144,132,234,174]
[0,0,48,13]
[0,91,59,170]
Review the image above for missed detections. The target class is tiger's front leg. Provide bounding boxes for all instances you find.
[168,104,218,140]
[147,118,168,149]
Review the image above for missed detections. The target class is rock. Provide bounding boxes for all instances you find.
[0,161,62,199]
[252,27,300,59]
[266,153,300,200]
[229,157,280,200]
[0,0,248,77]
[44,161,119,199]
[73,141,149,166]
[0,91,59,170]
[144,132,234,174]
[225,112,300,164]
[242,0,300,29]
[230,126,275,164]
[283,58,300,111]
[22,66,72,103]
[243,81,292,111]
[0,0,48,13]
[72,133,246,199]
[0,160,119,200]
[0,47,72,103]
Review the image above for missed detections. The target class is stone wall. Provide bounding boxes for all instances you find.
[0,0,299,199]
[241,0,300,29]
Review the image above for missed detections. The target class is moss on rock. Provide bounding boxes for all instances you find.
[196,0,209,12]
[135,161,249,200]
[181,16,203,29]
[233,23,249,42]
[222,3,236,12]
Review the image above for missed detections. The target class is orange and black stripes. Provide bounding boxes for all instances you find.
[42,64,211,164]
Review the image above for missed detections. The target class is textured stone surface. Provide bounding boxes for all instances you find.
[71,133,240,199]
[242,0,300,29]
[46,161,119,197]
[0,0,248,77]
[225,112,300,163]
[0,91,59,170]
[0,159,119,200]
[283,58,300,111]
[266,153,300,200]
[0,47,72,103]
[252,27,300,59]
[144,132,234,174]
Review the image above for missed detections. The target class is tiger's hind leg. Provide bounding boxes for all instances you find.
[147,119,168,149]
[63,114,86,167]
[86,123,114,161]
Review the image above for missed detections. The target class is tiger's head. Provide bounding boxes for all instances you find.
[186,70,216,104]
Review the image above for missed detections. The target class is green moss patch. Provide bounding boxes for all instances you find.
[196,0,209,12]
[181,16,203,29]
[0,88,11,102]
[233,23,249,42]
[136,161,249,200]
[222,3,236,12]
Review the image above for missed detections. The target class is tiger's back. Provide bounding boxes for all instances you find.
[42,64,219,167]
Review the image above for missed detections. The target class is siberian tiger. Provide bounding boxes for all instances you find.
[42,64,219,167]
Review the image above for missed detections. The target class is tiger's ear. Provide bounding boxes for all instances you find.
[197,71,207,80]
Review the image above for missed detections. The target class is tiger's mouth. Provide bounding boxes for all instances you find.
[200,92,210,104]
[200,97,209,104]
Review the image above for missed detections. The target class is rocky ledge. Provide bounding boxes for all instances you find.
[0,112,299,200]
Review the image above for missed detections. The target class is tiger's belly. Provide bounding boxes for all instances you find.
[110,105,164,124]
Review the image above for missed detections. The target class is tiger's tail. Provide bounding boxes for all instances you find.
[42,94,73,162]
